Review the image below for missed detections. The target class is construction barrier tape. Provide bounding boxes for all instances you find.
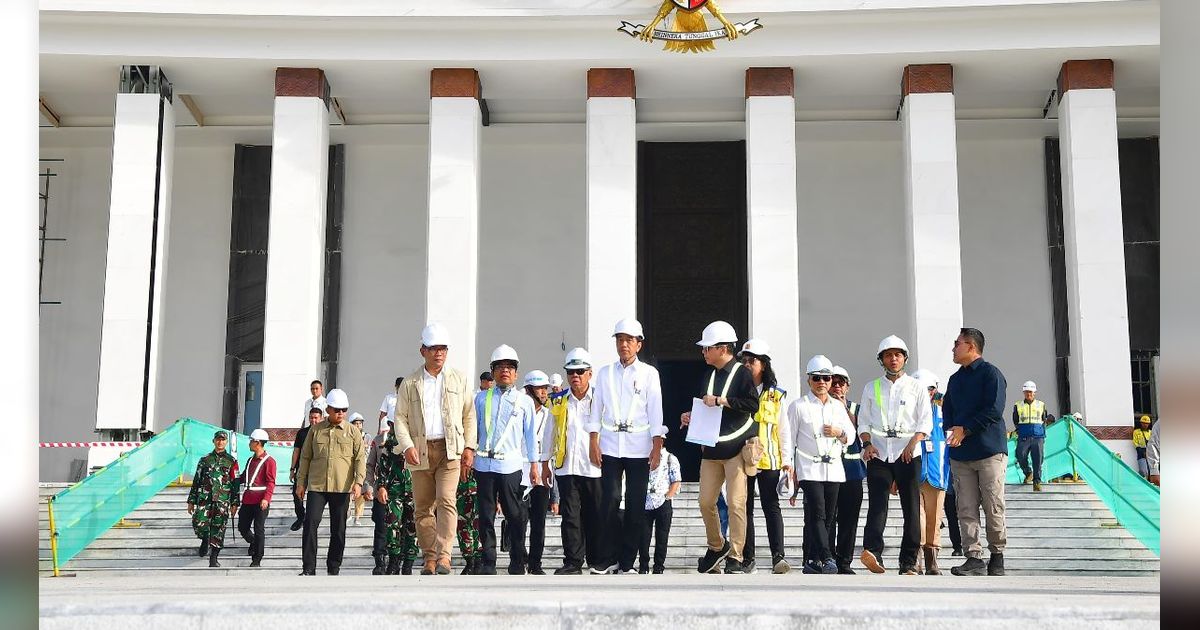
[40,441,294,447]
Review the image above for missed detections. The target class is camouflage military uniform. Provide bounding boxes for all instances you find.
[188,450,240,549]
[376,431,419,562]
[456,468,481,562]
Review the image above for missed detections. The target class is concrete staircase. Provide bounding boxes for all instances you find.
[39,480,1159,577]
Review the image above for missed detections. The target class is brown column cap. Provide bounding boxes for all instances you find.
[275,68,330,107]
[901,64,954,97]
[1057,59,1114,102]
[745,67,794,98]
[431,68,482,99]
[587,68,636,98]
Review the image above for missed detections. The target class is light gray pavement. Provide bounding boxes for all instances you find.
[40,573,1159,629]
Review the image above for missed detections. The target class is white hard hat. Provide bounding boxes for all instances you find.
[326,388,350,410]
[249,429,270,442]
[877,335,909,356]
[739,338,771,359]
[421,323,451,347]
[612,318,645,339]
[1022,380,1037,392]
[549,373,564,387]
[564,347,593,370]
[523,370,551,388]
[696,321,738,347]
[806,355,834,375]
[489,344,520,365]
[350,412,364,423]
[912,369,939,391]
[831,365,850,380]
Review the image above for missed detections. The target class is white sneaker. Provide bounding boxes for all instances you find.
[589,564,617,575]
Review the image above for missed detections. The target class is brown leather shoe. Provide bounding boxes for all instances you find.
[421,559,436,575]
[860,550,885,574]
[436,559,452,575]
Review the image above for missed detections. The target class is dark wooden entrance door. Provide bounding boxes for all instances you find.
[637,141,748,481]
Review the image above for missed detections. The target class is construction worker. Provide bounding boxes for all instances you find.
[237,429,275,568]
[1013,381,1055,490]
[681,321,759,574]
[188,431,240,568]
[549,347,603,575]
[1133,415,1153,479]
[858,335,932,576]
[588,319,665,574]
[828,365,865,574]
[782,355,856,575]
[522,370,555,575]
[737,338,790,574]
[472,344,541,575]
[912,369,950,575]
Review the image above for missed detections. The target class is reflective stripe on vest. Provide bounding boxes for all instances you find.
[1016,400,1046,424]
[708,363,752,442]
[481,388,516,459]
[241,455,269,499]
[551,395,570,469]
[601,364,650,433]
[871,377,916,439]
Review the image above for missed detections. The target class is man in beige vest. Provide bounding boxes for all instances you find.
[393,323,478,575]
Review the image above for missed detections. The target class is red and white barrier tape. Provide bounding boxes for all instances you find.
[40,441,295,447]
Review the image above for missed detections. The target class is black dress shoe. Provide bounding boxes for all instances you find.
[652,567,664,574]
[249,558,261,567]
[529,566,546,575]
[327,567,340,575]
[554,565,582,575]
[299,569,316,576]
[507,564,526,575]
[289,519,303,532]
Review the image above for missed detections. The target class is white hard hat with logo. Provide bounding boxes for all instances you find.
[421,323,451,347]
[831,365,850,380]
[1022,380,1037,392]
[564,347,593,370]
[739,338,771,359]
[877,335,909,356]
[523,370,551,388]
[912,369,939,391]
[326,388,350,410]
[249,429,270,442]
[612,318,645,339]
[696,321,738,347]
[490,344,520,365]
[806,355,834,375]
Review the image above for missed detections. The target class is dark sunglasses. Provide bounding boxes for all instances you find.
[566,369,588,376]
[809,374,832,382]
[831,378,848,386]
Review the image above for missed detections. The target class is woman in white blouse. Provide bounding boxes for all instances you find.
[781,355,857,575]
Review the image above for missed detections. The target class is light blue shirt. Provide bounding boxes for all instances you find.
[472,386,538,476]
[922,403,950,490]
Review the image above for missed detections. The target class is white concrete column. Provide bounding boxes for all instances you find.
[900,64,964,384]
[96,66,175,432]
[745,67,800,395]
[1057,59,1135,424]
[585,68,637,366]
[426,68,482,378]
[260,68,330,429]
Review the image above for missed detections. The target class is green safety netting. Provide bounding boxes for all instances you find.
[47,418,296,571]
[1002,416,1159,556]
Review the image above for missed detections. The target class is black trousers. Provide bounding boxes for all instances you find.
[1016,437,1045,483]
[557,474,602,569]
[302,491,350,573]
[236,504,269,561]
[526,484,551,568]
[830,478,864,567]
[800,480,840,561]
[639,501,673,571]
[864,456,922,568]
[744,469,785,562]
[371,497,387,559]
[944,484,962,551]
[476,470,527,571]
[599,456,651,571]
[293,489,305,522]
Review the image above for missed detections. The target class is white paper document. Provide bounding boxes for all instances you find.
[685,398,722,447]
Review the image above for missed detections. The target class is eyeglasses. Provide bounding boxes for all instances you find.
[809,375,832,382]
[492,363,517,372]
[566,369,588,376]
[424,346,448,354]
[739,355,758,364]
[831,379,848,387]
[328,408,348,414]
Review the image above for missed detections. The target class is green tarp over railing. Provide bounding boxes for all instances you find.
[46,418,293,573]
[1003,417,1159,555]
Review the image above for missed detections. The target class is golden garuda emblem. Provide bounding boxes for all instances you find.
[618,1,763,53]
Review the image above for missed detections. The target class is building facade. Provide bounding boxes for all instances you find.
[37,0,1160,480]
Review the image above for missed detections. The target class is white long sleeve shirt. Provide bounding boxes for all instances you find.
[554,386,602,479]
[522,404,554,488]
[857,374,933,463]
[587,359,664,459]
[782,393,857,483]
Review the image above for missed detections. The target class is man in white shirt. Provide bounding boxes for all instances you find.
[587,319,665,574]
[303,380,326,423]
[521,370,555,575]
[548,348,602,574]
[857,335,933,576]
[378,376,402,429]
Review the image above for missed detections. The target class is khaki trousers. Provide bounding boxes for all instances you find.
[918,481,946,550]
[699,457,748,562]
[411,439,461,562]
[950,454,1008,559]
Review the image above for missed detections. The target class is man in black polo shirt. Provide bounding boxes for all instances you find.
[290,406,324,531]
[681,321,760,574]
[942,327,1009,577]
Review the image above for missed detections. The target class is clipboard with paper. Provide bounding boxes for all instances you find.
[685,398,722,447]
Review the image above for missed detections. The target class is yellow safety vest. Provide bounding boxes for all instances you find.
[753,386,786,470]
[1132,427,1151,449]
[549,390,572,469]
[1015,400,1046,424]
